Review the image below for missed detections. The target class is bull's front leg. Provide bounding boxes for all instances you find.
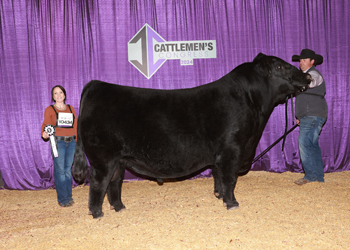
[222,173,239,210]
[217,153,240,210]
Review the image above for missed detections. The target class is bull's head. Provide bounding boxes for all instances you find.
[253,53,311,101]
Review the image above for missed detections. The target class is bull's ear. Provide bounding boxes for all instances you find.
[253,53,266,62]
[253,53,269,76]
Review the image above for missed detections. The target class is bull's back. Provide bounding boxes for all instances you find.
[78,81,232,176]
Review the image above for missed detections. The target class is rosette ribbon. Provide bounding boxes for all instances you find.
[44,125,58,158]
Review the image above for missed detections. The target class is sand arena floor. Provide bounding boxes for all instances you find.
[1,171,349,249]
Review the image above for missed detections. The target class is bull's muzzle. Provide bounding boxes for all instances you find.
[306,74,314,82]
[300,73,313,92]
[300,86,307,92]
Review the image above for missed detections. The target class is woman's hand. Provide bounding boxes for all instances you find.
[42,131,49,139]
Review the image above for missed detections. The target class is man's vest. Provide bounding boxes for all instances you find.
[295,66,328,119]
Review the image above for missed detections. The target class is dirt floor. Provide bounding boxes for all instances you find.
[1,171,349,250]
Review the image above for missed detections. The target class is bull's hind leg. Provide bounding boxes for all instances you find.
[88,166,109,218]
[107,163,126,212]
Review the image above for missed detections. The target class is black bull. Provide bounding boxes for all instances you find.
[73,53,310,218]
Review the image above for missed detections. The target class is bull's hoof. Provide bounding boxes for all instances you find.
[92,211,104,219]
[110,204,126,212]
[225,201,239,210]
[227,205,239,210]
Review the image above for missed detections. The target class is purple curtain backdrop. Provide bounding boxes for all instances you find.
[0,0,349,190]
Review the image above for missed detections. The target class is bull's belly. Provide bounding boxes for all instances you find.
[120,157,212,179]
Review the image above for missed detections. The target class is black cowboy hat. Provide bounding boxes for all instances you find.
[292,49,323,65]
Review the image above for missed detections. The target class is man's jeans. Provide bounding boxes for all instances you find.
[53,139,76,205]
[298,116,326,182]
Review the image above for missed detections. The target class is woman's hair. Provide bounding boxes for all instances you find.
[51,85,66,103]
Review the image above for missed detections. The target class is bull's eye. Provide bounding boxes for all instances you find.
[276,65,281,70]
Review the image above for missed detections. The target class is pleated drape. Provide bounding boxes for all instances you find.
[0,0,349,189]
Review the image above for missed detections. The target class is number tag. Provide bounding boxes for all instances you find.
[57,113,74,127]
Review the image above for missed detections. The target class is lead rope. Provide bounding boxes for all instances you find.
[281,96,289,151]
[291,94,295,125]
[252,95,298,164]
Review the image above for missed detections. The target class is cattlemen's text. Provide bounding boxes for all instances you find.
[154,42,214,52]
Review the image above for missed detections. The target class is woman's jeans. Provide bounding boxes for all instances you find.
[298,116,326,182]
[53,139,76,205]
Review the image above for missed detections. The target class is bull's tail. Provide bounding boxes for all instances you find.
[72,131,88,184]
[72,84,91,184]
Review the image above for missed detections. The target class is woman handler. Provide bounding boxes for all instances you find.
[41,85,78,207]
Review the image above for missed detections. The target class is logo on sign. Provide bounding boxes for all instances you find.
[128,24,216,79]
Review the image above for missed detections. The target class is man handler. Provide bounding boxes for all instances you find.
[292,49,328,185]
